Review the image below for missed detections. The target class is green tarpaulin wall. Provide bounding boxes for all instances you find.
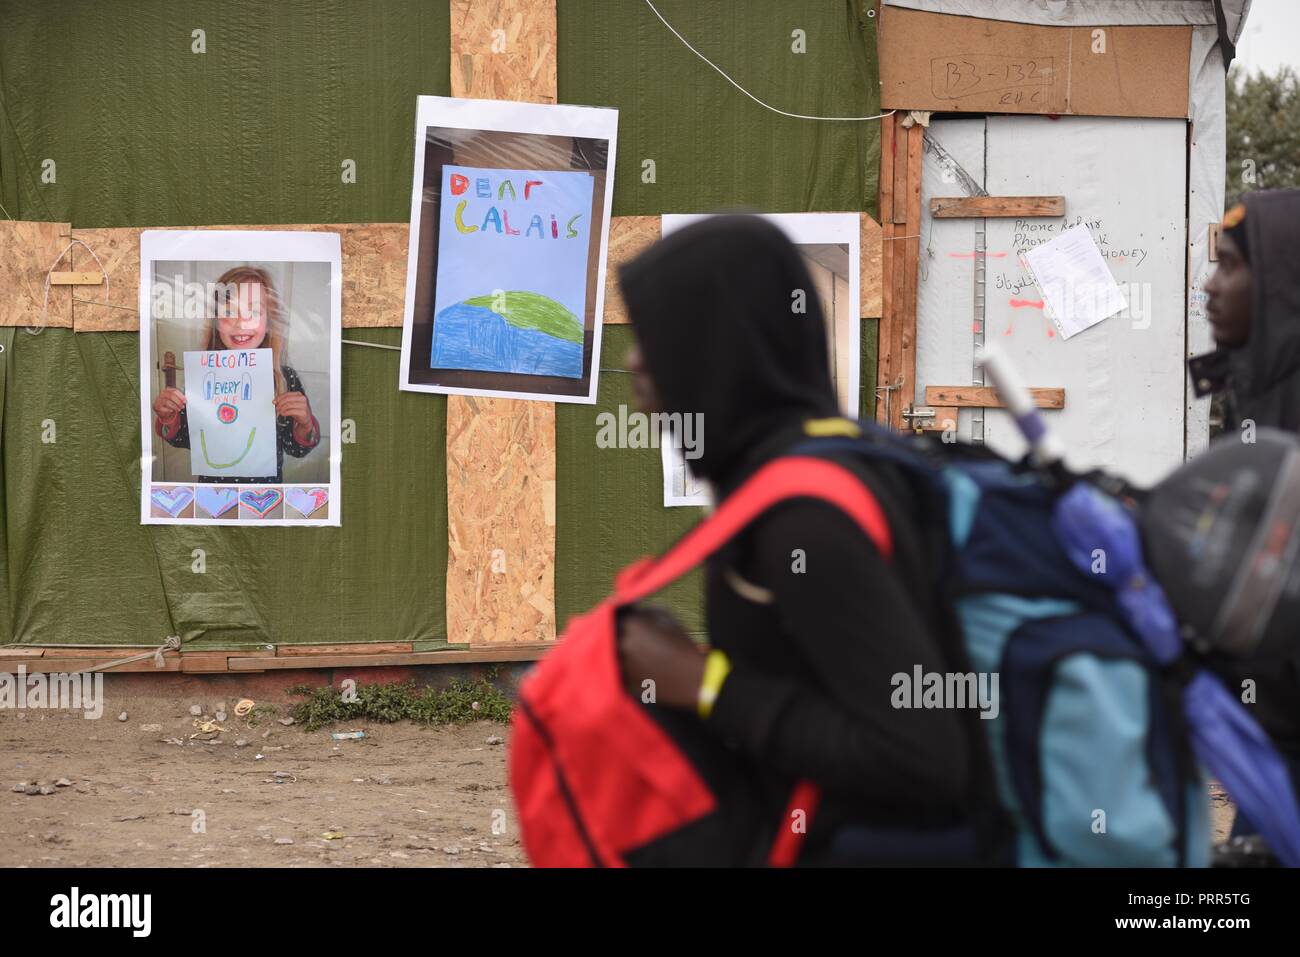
[0,0,879,648]
[555,0,881,631]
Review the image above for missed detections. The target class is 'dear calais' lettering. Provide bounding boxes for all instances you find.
[198,350,258,368]
[449,170,585,241]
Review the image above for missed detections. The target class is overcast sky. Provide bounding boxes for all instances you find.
[1232,0,1300,76]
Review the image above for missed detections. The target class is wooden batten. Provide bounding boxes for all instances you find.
[876,113,922,432]
[48,271,103,286]
[930,196,1066,219]
[276,642,414,657]
[924,385,1066,410]
[0,644,549,674]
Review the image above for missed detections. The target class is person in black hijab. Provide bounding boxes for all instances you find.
[614,215,990,865]
[1190,190,1300,432]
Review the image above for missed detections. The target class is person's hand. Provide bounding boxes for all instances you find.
[617,606,707,711]
[274,391,314,430]
[153,386,186,421]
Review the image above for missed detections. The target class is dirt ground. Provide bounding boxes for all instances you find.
[0,692,526,868]
[0,690,1237,867]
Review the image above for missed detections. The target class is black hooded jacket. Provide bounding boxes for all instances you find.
[619,216,976,861]
[1191,190,1300,431]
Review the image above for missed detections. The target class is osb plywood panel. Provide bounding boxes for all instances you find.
[69,224,410,331]
[602,216,659,324]
[862,213,882,319]
[68,226,143,332]
[65,217,651,332]
[446,0,559,644]
[450,0,557,103]
[445,396,556,643]
[333,224,409,328]
[0,221,74,328]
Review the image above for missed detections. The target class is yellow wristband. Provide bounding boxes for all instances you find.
[697,649,732,720]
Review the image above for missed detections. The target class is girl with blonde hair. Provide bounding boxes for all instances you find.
[152,265,320,483]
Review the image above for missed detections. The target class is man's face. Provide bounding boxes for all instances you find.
[1206,232,1252,349]
[626,342,661,413]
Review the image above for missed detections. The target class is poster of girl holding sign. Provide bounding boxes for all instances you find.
[151,265,321,483]
[139,230,342,526]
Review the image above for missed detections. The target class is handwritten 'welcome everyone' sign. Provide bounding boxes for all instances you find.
[183,348,277,478]
[431,164,595,379]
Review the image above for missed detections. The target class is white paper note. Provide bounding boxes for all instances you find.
[661,442,710,508]
[1022,224,1127,340]
[184,347,278,478]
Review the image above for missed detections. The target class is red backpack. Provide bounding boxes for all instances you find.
[509,456,893,867]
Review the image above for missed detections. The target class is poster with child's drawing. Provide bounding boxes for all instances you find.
[138,230,342,527]
[182,348,277,478]
[431,165,594,378]
[399,96,619,403]
[659,212,861,507]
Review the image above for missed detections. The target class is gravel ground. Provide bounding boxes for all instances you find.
[0,693,525,868]
[0,691,1237,866]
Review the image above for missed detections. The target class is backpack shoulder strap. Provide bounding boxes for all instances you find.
[614,456,892,606]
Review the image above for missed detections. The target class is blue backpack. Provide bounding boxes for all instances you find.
[795,422,1300,867]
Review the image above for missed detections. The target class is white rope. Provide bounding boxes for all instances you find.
[642,0,895,123]
[31,238,111,336]
[68,636,182,675]
[72,297,138,312]
[341,338,401,352]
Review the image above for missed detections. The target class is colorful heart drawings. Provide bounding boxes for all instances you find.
[150,486,194,518]
[284,487,329,518]
[195,486,239,519]
[151,486,327,521]
[239,487,284,518]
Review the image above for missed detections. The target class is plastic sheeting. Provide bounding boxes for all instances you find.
[557,0,882,219]
[0,1,452,227]
[0,328,448,647]
[1,0,884,647]
[553,1,883,627]
[0,1,453,646]
[555,326,707,634]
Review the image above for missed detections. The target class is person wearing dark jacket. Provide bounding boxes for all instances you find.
[1187,190,1300,852]
[1190,190,1300,432]
[614,215,992,865]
